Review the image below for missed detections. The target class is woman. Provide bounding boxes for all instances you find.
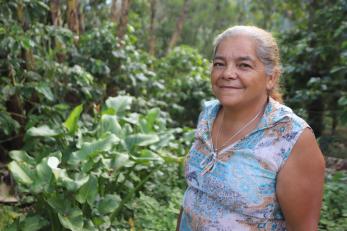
[177,26,325,230]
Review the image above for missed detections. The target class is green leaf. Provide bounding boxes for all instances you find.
[105,96,133,115]
[338,96,347,106]
[21,215,49,231]
[58,207,84,231]
[75,175,98,205]
[21,37,35,49]
[141,108,160,132]
[26,125,60,137]
[64,104,83,134]
[46,193,67,214]
[69,134,119,165]
[36,1,50,11]
[97,194,121,215]
[125,133,159,151]
[8,161,35,185]
[54,169,89,191]
[33,157,53,192]
[34,84,54,101]
[9,150,35,165]
[100,115,123,137]
[109,153,131,171]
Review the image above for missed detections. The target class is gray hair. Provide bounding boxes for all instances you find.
[213,25,281,77]
[212,25,283,102]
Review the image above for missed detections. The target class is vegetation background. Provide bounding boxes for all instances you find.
[0,0,346,230]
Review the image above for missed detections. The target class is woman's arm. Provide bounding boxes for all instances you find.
[276,128,325,231]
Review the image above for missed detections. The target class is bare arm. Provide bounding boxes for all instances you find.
[276,128,325,231]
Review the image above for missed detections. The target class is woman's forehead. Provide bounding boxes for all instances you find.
[213,55,256,64]
[214,36,258,60]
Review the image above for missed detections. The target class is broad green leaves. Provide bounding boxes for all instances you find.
[68,133,120,165]
[8,161,35,185]
[75,175,98,205]
[58,207,84,231]
[105,96,133,116]
[100,115,123,137]
[7,95,187,230]
[26,125,60,137]
[97,194,121,215]
[64,104,83,134]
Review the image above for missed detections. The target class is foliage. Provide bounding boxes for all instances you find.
[319,171,347,230]
[6,96,188,230]
[279,0,347,135]
[154,45,212,127]
[0,205,21,230]
[1,0,346,230]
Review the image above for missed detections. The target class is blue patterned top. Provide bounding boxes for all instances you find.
[179,98,309,231]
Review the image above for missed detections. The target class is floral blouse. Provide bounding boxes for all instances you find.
[179,98,309,231]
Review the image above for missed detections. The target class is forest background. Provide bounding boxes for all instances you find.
[0,0,346,230]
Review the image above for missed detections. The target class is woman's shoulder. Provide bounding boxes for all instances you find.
[268,98,309,131]
[198,99,220,121]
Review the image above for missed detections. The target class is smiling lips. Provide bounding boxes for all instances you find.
[219,85,243,89]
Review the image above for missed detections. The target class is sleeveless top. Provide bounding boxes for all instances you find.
[179,98,309,231]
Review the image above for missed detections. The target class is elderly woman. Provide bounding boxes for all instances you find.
[177,26,325,230]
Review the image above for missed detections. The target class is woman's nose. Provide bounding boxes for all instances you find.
[222,64,237,79]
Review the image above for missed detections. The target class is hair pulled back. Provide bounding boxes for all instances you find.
[213,26,283,102]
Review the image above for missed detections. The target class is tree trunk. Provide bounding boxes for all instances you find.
[117,0,130,42]
[17,1,35,70]
[166,0,191,53]
[51,0,62,27]
[111,0,122,23]
[148,0,157,56]
[305,0,324,137]
[77,1,85,34]
[307,97,324,137]
[50,0,65,62]
[67,0,79,35]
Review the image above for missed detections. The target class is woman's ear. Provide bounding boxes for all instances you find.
[266,69,279,91]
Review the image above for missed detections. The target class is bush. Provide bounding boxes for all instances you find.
[319,171,347,230]
[6,96,188,230]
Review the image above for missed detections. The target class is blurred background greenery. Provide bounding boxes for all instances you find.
[0,0,346,230]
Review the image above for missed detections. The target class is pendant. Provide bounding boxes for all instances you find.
[200,151,218,176]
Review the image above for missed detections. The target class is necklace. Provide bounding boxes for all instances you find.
[214,109,262,153]
[200,108,262,176]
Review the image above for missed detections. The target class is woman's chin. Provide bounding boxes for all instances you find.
[216,95,245,107]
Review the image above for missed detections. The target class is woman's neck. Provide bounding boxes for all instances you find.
[221,96,268,131]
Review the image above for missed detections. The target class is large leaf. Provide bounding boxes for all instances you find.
[26,125,59,137]
[105,96,133,115]
[33,157,53,192]
[97,194,121,215]
[113,153,132,170]
[64,104,83,134]
[75,175,98,205]
[58,207,84,231]
[8,161,35,185]
[9,150,35,165]
[139,108,160,133]
[21,215,49,231]
[46,193,68,214]
[69,133,119,165]
[132,149,163,163]
[34,84,54,101]
[100,115,123,137]
[125,133,159,152]
[53,169,89,191]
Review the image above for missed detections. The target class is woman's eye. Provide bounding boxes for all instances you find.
[213,62,224,67]
[239,63,251,68]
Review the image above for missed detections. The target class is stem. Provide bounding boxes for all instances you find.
[110,165,160,222]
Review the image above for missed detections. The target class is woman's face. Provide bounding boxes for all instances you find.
[211,35,275,108]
